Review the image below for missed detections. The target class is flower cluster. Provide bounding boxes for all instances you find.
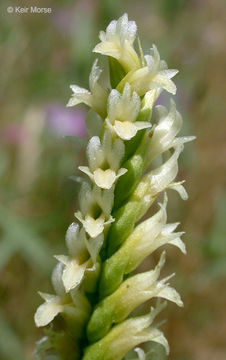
[34,13,194,360]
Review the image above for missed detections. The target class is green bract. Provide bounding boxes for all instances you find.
[34,13,194,360]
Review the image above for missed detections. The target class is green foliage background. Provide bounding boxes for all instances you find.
[0,0,225,359]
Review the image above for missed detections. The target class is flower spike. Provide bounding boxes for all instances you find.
[35,13,194,360]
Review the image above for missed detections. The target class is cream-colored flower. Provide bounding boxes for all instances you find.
[148,99,182,159]
[114,251,183,312]
[135,144,189,221]
[106,83,151,140]
[83,302,169,360]
[87,252,183,344]
[55,255,90,293]
[34,292,65,327]
[35,287,90,329]
[79,130,127,189]
[53,224,90,292]
[118,44,178,96]
[93,13,140,72]
[34,263,69,327]
[54,222,106,293]
[74,182,115,238]
[140,88,161,115]
[146,99,195,164]
[147,143,184,198]
[67,59,108,118]
[74,212,114,239]
[118,195,186,274]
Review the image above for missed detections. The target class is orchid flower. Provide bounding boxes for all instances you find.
[35,14,194,360]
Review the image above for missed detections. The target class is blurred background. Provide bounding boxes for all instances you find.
[0,0,225,359]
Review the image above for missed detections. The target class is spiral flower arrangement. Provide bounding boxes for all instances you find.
[34,14,194,360]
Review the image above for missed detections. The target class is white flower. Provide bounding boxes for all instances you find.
[79,130,127,189]
[55,230,104,293]
[64,222,87,259]
[34,263,68,327]
[118,194,186,274]
[93,13,140,72]
[147,99,182,159]
[140,88,161,115]
[34,289,90,329]
[88,252,183,344]
[53,224,91,292]
[83,302,169,360]
[116,251,183,313]
[34,292,65,327]
[118,44,178,96]
[55,255,90,293]
[55,222,105,293]
[106,83,151,140]
[135,144,188,222]
[74,182,115,238]
[147,143,184,198]
[67,59,108,118]
[74,212,114,239]
[146,99,195,163]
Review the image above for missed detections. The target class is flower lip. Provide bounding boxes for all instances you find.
[113,119,151,140]
[34,293,63,327]
[75,211,114,238]
[79,165,127,189]
[93,168,117,189]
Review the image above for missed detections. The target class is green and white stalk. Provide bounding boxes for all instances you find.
[34,14,194,360]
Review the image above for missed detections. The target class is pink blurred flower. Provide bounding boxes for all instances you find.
[46,103,87,137]
[2,123,27,145]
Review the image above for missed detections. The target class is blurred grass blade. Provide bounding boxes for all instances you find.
[0,205,53,272]
[0,311,24,360]
[0,237,19,269]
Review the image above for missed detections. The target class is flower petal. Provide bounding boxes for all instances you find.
[148,144,184,196]
[79,166,94,181]
[169,237,187,254]
[134,348,145,360]
[87,136,104,171]
[34,299,63,327]
[114,121,137,140]
[116,167,128,178]
[168,181,188,200]
[108,84,141,125]
[67,85,92,107]
[85,234,104,263]
[89,59,102,92]
[75,212,105,238]
[143,327,169,355]
[157,285,183,307]
[93,168,117,189]
[62,258,89,292]
[152,74,177,95]
[134,121,152,130]
[94,41,120,59]
[65,222,87,259]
